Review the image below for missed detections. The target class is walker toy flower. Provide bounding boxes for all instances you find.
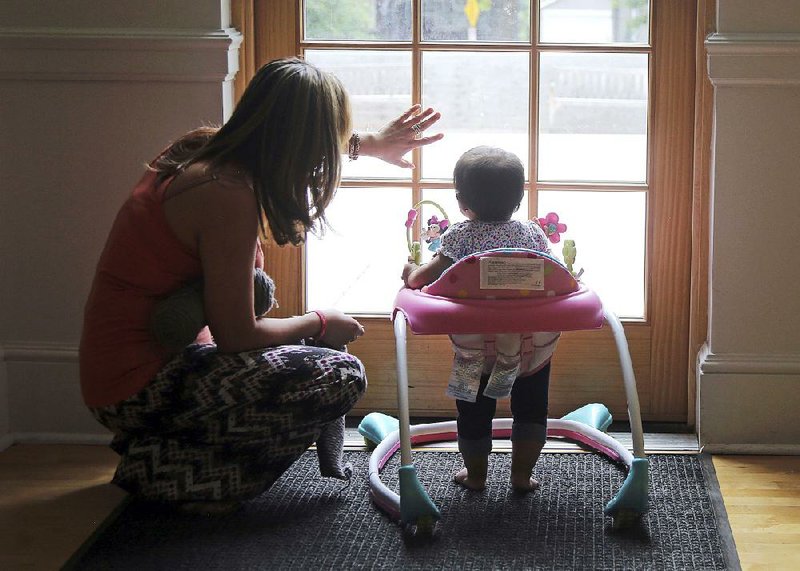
[405,209,417,230]
[534,212,583,279]
[537,212,567,244]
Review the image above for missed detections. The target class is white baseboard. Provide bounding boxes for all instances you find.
[1,343,110,437]
[702,443,800,455]
[0,432,111,451]
[10,432,112,446]
[698,347,800,453]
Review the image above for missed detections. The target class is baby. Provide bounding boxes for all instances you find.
[402,146,557,492]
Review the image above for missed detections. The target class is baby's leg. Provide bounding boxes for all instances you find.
[511,436,544,492]
[510,363,550,492]
[455,375,495,490]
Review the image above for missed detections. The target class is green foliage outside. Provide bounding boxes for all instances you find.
[305,0,377,40]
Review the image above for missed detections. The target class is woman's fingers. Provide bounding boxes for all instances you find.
[396,104,422,125]
[407,107,438,125]
[313,309,367,346]
[413,133,445,147]
[405,109,442,142]
[362,105,443,168]
[418,111,442,131]
[347,322,366,344]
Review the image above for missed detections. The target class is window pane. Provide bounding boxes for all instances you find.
[539,0,650,44]
[422,51,529,180]
[306,188,410,314]
[537,190,645,319]
[538,52,648,183]
[306,50,412,179]
[304,0,411,41]
[423,0,531,42]
[421,189,529,263]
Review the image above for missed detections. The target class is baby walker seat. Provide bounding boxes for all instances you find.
[358,248,649,536]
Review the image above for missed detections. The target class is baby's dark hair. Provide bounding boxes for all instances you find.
[453,146,524,221]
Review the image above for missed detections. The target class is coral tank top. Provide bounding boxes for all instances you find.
[80,170,212,407]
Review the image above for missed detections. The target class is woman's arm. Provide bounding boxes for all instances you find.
[402,253,454,289]
[189,178,362,352]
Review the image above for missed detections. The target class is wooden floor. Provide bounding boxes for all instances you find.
[713,455,800,570]
[0,444,124,570]
[1,444,799,570]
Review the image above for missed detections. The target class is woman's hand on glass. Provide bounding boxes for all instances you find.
[360,104,443,169]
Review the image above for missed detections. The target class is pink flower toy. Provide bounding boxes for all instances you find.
[537,212,567,244]
[535,212,583,280]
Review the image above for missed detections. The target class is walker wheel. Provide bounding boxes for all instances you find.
[402,516,438,542]
[416,515,437,536]
[611,509,641,530]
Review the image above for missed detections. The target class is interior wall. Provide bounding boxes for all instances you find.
[698,0,800,452]
[0,0,231,29]
[0,1,239,447]
[0,350,9,449]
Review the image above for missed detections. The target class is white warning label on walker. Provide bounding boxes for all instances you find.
[479,257,545,290]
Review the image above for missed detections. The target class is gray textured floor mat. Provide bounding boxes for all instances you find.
[68,451,733,570]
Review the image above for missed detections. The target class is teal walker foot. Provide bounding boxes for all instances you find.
[561,403,613,432]
[358,412,400,446]
[605,458,649,529]
[399,465,441,537]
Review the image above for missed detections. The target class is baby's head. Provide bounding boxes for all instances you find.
[453,146,524,222]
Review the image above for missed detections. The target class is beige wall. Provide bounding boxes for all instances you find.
[0,1,239,445]
[0,0,231,30]
[698,0,800,452]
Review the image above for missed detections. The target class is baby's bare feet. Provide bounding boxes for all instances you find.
[453,467,487,491]
[511,475,540,493]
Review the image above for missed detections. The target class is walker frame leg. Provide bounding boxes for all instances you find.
[392,311,441,531]
[602,308,649,525]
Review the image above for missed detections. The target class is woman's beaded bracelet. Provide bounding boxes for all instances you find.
[311,309,327,340]
[348,133,360,161]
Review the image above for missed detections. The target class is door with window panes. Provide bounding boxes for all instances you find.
[251,0,696,423]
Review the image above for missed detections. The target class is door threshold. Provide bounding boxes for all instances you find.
[342,427,699,454]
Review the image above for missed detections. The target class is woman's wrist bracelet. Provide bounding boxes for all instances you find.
[348,133,360,161]
[311,310,327,340]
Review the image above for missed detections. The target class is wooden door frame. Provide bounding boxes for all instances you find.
[232,0,711,425]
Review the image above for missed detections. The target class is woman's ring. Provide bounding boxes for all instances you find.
[412,123,422,139]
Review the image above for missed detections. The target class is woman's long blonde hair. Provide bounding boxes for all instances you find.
[151,57,351,246]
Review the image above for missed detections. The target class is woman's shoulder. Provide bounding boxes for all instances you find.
[211,162,253,189]
[165,162,251,199]
[161,162,259,249]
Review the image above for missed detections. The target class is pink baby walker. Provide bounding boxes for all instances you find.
[357,206,649,537]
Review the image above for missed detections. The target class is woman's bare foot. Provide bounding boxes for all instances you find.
[453,467,487,491]
[511,474,540,493]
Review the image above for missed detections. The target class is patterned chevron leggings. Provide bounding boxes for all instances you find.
[90,343,367,502]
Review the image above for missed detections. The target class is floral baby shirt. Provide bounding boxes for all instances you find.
[438,219,550,262]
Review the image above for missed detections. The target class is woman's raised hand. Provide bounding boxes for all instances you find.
[318,308,365,348]
[360,105,444,168]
